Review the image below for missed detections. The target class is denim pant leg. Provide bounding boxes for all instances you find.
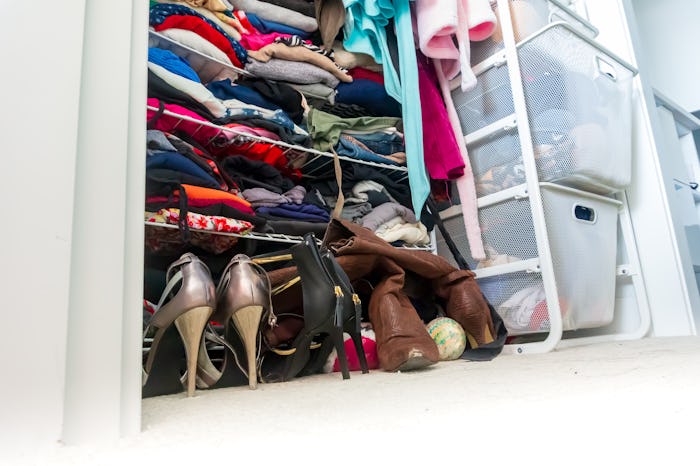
[335,138,401,166]
[350,133,405,155]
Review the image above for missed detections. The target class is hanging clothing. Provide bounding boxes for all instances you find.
[342,0,429,219]
[414,0,496,91]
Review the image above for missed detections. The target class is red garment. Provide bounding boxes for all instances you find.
[154,15,243,68]
[233,11,259,36]
[220,140,302,181]
[349,67,385,85]
[147,99,300,183]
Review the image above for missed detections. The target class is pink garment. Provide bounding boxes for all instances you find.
[223,123,281,141]
[415,0,496,91]
[239,31,299,51]
[434,60,485,260]
[418,57,464,181]
[147,98,244,149]
[147,98,224,146]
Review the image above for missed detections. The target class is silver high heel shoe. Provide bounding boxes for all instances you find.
[142,253,215,397]
[198,254,275,390]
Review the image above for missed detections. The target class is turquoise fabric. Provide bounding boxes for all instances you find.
[342,0,429,219]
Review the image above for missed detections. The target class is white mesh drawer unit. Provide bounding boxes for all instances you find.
[437,183,622,334]
[454,22,636,194]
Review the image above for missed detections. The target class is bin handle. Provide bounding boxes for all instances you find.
[573,204,597,224]
[596,56,617,82]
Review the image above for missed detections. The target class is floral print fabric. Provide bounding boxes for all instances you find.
[144,208,254,254]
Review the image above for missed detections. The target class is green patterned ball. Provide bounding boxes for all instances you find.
[426,317,467,361]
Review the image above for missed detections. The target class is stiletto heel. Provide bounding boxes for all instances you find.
[232,305,265,389]
[143,252,216,398]
[174,305,214,396]
[301,249,370,376]
[196,254,273,390]
[329,326,350,380]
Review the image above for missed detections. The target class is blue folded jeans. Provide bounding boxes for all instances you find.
[349,132,405,155]
[335,137,402,166]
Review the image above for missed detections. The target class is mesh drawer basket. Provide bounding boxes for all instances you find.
[436,189,537,270]
[540,183,621,330]
[437,183,621,334]
[456,23,635,194]
[471,0,598,65]
[468,129,525,197]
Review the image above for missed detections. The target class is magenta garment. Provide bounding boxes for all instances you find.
[418,57,465,181]
[239,32,297,51]
[147,98,224,147]
[223,123,281,141]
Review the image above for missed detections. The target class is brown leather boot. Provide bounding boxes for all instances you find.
[326,219,496,348]
[368,259,439,371]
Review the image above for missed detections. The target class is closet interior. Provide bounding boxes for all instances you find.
[141,0,649,399]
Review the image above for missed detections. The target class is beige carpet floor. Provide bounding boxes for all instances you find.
[7,336,700,465]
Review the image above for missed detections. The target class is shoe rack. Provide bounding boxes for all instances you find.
[436,0,652,353]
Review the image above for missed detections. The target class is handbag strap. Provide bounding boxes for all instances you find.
[425,196,509,360]
[425,197,471,270]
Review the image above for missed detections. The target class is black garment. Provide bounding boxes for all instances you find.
[237,78,305,124]
[214,116,311,147]
[302,187,331,212]
[146,168,219,197]
[365,189,391,208]
[147,70,214,120]
[165,132,241,192]
[258,0,315,17]
[265,219,328,237]
[220,155,295,193]
[309,163,412,210]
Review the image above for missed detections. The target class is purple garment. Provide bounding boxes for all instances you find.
[256,203,330,222]
[418,56,465,181]
[242,186,306,208]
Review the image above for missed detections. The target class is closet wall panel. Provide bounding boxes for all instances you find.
[0,1,87,451]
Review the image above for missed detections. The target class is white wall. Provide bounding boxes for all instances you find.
[0,0,147,454]
[632,0,700,112]
[0,1,86,451]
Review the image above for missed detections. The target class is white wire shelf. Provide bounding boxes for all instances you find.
[144,221,433,250]
[147,105,409,181]
[145,221,312,244]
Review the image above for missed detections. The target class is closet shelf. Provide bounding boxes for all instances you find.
[148,30,251,77]
[144,221,433,250]
[145,221,314,244]
[147,105,409,181]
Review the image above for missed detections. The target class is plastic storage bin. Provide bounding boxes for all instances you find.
[454,22,635,194]
[436,183,621,334]
[470,0,598,65]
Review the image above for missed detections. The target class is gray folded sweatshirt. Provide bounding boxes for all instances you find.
[246,58,340,88]
[361,202,417,231]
